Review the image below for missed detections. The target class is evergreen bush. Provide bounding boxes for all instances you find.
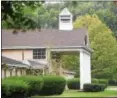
[2,79,28,98]
[108,79,117,86]
[39,76,66,95]
[83,83,106,92]
[18,76,44,96]
[67,78,80,89]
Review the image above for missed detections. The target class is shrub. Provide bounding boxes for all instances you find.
[98,79,108,87]
[39,76,66,95]
[67,78,80,89]
[2,76,44,97]
[92,78,99,84]
[2,79,28,98]
[92,78,108,88]
[108,79,117,86]
[83,83,106,92]
[18,76,44,96]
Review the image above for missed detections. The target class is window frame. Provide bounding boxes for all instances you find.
[33,48,46,59]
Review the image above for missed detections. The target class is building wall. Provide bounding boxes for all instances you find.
[2,49,33,60]
[23,50,33,60]
[2,49,48,78]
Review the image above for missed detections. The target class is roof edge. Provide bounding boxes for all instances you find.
[2,46,93,53]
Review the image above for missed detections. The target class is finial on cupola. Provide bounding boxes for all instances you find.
[59,8,73,30]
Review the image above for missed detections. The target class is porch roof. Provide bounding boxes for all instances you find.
[2,56,29,68]
[28,60,48,69]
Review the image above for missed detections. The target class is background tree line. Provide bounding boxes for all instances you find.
[2,1,117,38]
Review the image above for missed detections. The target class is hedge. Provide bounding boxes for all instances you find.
[39,76,66,95]
[67,78,80,89]
[2,79,28,98]
[2,76,43,97]
[83,83,106,92]
[2,75,66,96]
[92,78,108,87]
[108,79,117,86]
[19,76,44,96]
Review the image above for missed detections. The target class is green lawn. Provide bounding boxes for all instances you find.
[32,89,117,97]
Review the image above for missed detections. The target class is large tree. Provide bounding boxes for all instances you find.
[74,14,117,79]
[1,1,43,30]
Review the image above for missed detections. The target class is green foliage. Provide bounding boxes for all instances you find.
[2,76,43,97]
[61,55,79,74]
[108,79,117,86]
[98,79,108,86]
[2,1,117,38]
[92,78,108,84]
[1,1,43,30]
[18,76,44,96]
[2,79,28,98]
[92,78,108,87]
[83,83,106,92]
[39,76,66,95]
[67,78,80,89]
[67,78,108,90]
[92,78,99,84]
[65,1,117,38]
[2,75,66,97]
[74,14,117,80]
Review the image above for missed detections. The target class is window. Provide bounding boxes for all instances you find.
[61,19,70,23]
[60,15,70,23]
[33,49,46,59]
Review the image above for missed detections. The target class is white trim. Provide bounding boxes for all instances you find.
[2,46,93,53]
[2,63,29,68]
[51,48,80,52]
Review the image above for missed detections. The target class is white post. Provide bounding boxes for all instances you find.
[80,49,91,90]
[46,47,52,74]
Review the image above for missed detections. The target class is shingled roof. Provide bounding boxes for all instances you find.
[28,60,48,69]
[2,28,89,49]
[2,56,29,68]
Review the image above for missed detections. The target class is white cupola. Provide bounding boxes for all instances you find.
[59,8,73,30]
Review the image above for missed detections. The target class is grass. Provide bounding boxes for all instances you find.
[32,89,117,97]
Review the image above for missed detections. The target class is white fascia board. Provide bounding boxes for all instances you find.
[51,48,80,52]
[4,64,29,68]
[2,46,93,53]
[2,46,46,49]
[51,46,93,53]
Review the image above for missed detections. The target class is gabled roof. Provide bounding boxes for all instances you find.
[2,56,29,68]
[2,28,90,49]
[60,8,72,16]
